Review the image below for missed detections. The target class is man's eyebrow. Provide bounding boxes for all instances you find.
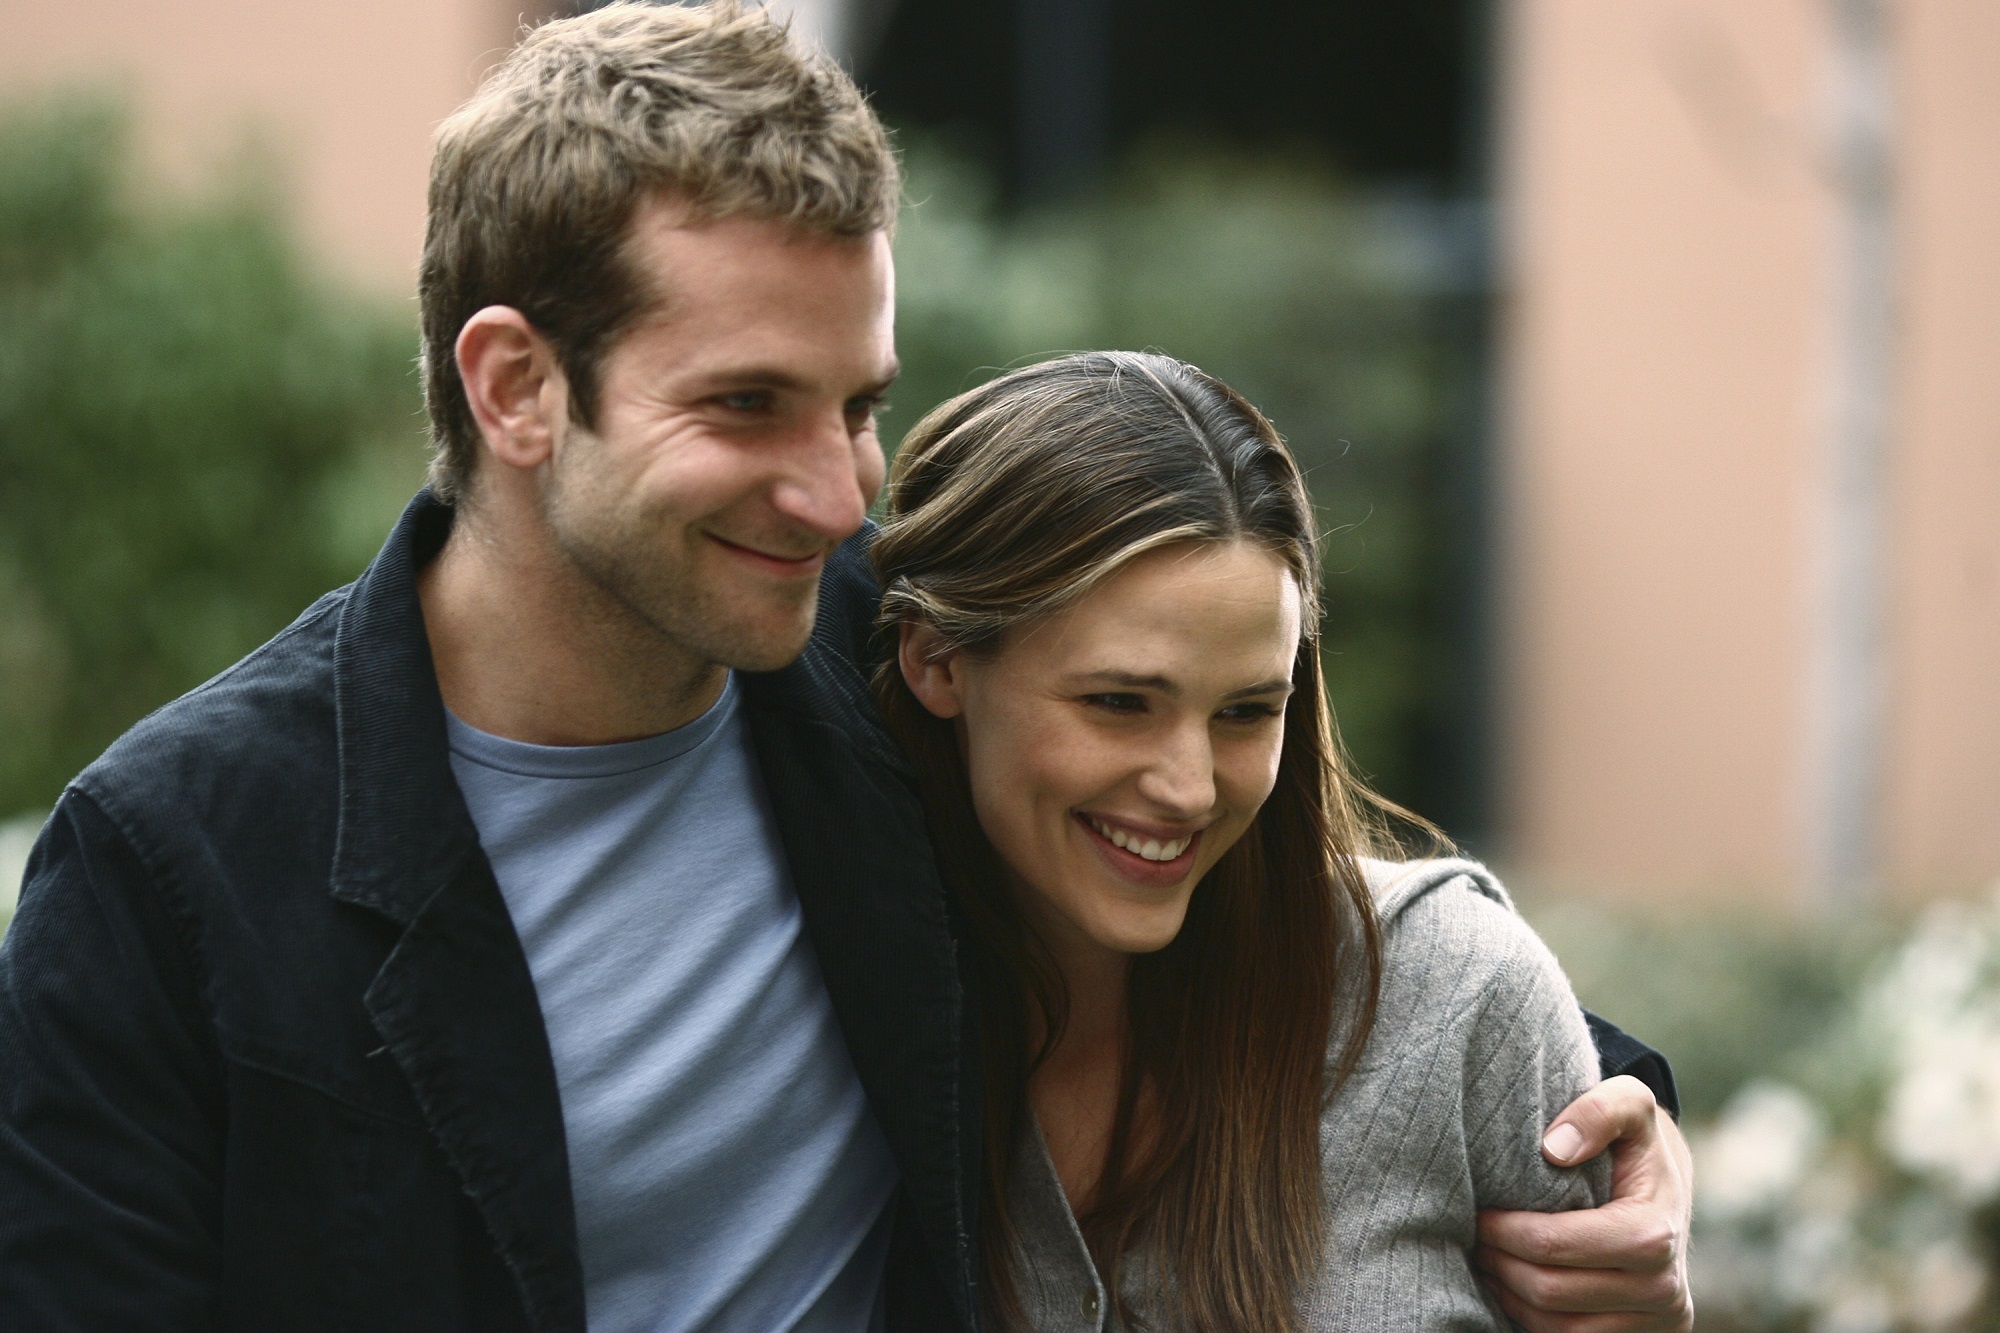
[688,366,813,394]
[687,364,900,397]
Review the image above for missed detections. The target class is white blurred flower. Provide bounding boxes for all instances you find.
[1772,1152,1866,1306]
[1904,1237,1987,1330]
[1686,884,2000,1330]
[1694,1080,1827,1221]
[1814,1277,1893,1333]
[1870,886,2000,1202]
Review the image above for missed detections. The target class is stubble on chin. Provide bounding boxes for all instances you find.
[587,538,823,673]
[542,491,823,674]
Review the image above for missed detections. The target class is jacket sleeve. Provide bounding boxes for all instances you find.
[1456,888,1614,1214]
[1582,1011,1682,1119]
[0,789,224,1329]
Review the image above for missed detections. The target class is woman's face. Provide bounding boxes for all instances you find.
[902,540,1302,966]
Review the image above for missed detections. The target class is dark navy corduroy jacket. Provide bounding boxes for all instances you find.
[0,492,979,1331]
[0,490,1672,1332]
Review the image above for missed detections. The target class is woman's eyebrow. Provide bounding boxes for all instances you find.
[1069,669,1178,694]
[1223,679,1294,700]
[1066,671,1294,700]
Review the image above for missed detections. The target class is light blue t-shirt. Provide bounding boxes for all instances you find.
[446,676,897,1333]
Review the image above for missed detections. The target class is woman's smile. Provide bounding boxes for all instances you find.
[904,539,1303,963]
[1075,812,1201,887]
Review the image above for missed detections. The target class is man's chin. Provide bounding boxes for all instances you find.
[707,607,819,674]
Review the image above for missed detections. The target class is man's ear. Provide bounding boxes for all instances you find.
[899,621,966,719]
[455,305,563,473]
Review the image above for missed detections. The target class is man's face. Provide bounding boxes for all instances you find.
[540,199,896,673]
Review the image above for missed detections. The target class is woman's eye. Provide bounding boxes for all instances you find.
[1217,702,1282,724]
[1082,693,1146,715]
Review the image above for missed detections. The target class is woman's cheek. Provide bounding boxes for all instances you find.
[1223,730,1285,811]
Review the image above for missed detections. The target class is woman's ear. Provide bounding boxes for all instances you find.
[899,621,966,719]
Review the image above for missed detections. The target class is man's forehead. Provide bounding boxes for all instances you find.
[627,198,890,268]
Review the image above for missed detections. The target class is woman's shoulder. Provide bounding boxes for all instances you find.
[1355,856,1563,1004]
[1344,857,1599,1122]
[1359,854,1513,917]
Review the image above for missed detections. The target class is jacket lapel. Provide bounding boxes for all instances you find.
[328,492,584,1332]
[360,859,584,1332]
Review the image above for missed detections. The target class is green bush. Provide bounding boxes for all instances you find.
[1524,895,1891,1122]
[0,98,426,819]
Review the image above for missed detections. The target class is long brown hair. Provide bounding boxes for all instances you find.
[872,352,1414,1331]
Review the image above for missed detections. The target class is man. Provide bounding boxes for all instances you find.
[0,4,1689,1329]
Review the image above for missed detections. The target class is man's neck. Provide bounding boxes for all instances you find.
[417,504,725,747]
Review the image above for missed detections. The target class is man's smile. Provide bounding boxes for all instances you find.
[704,531,830,576]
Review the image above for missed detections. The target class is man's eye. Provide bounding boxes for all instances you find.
[845,395,888,422]
[1082,693,1146,715]
[718,390,772,413]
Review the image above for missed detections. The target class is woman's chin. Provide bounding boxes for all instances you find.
[1086,903,1192,957]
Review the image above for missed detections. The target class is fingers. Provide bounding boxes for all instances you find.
[1476,1198,1679,1272]
[1485,1274,1692,1333]
[1473,1238,1684,1312]
[1542,1075,1658,1166]
[1655,1109,1695,1187]
[1487,1078,1694,1333]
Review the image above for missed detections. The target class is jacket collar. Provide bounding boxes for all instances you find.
[329,488,477,920]
[327,490,585,1331]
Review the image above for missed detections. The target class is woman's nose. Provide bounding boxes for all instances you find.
[1137,725,1216,817]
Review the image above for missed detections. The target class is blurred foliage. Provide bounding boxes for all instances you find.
[1525,895,1892,1123]
[1526,891,2000,1331]
[890,136,1485,823]
[0,97,427,818]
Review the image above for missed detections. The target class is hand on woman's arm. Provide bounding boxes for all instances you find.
[1475,1076,1694,1332]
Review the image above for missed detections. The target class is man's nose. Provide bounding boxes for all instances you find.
[768,410,873,542]
[1137,724,1217,818]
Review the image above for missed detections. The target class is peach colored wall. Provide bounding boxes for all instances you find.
[0,0,521,290]
[1499,0,1828,900]
[1881,0,2000,897]
[1502,0,2000,903]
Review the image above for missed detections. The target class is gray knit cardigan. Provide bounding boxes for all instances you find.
[1002,857,1613,1332]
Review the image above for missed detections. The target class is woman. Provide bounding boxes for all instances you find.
[869,351,1609,1331]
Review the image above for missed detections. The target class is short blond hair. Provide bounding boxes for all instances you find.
[418,0,900,502]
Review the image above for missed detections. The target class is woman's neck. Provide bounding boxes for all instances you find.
[1028,938,1133,1213]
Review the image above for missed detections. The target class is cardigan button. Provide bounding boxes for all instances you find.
[1082,1287,1102,1322]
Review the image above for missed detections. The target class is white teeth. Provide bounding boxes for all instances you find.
[1086,816,1191,862]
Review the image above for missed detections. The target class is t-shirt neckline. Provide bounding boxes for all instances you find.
[444,673,739,780]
